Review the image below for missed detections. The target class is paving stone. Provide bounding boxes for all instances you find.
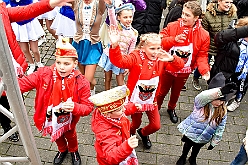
[1,15,248,165]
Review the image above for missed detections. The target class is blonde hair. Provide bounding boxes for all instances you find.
[236,17,248,28]
[137,33,162,49]
[183,1,202,17]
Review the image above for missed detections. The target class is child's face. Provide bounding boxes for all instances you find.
[117,10,133,28]
[211,100,224,108]
[106,106,125,119]
[55,57,78,77]
[181,7,198,27]
[141,39,162,61]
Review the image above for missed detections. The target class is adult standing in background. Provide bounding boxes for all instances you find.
[211,17,248,112]
[236,0,248,18]
[163,0,193,28]
[192,0,237,91]
[131,0,167,44]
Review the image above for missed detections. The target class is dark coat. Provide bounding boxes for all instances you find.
[210,25,248,81]
[236,0,248,18]
[163,4,182,28]
[131,0,166,39]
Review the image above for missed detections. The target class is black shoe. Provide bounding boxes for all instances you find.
[71,151,81,165]
[8,132,19,142]
[176,156,186,165]
[188,156,197,165]
[3,125,19,142]
[181,85,187,91]
[167,109,178,123]
[137,128,152,149]
[53,150,68,165]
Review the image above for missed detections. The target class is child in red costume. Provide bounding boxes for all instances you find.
[18,38,94,165]
[0,0,75,146]
[90,85,142,165]
[108,25,184,149]
[157,1,210,124]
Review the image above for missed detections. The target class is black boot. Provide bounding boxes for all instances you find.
[71,151,81,165]
[3,125,19,142]
[137,128,152,149]
[188,156,197,165]
[53,150,68,165]
[167,109,178,123]
[176,155,187,165]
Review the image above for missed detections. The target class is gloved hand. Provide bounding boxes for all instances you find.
[207,145,214,150]
[220,82,238,95]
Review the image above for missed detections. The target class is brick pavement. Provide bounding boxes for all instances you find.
[1,27,248,165]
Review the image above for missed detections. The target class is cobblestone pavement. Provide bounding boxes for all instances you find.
[1,27,248,165]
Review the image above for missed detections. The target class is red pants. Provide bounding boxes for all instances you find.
[55,127,78,152]
[157,72,190,110]
[130,106,160,136]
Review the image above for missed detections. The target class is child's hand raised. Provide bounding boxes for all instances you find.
[157,49,175,62]
[108,25,120,48]
[62,101,74,112]
[128,135,139,149]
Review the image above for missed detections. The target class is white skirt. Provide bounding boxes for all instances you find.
[11,18,45,42]
[50,13,76,38]
[37,7,59,20]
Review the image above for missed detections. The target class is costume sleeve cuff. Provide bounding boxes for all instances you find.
[106,3,114,8]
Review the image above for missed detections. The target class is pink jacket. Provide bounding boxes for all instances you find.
[18,67,94,131]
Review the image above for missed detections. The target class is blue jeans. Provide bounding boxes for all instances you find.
[230,144,248,165]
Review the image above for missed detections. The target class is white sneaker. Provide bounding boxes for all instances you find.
[90,87,95,96]
[27,64,36,75]
[227,100,240,112]
[36,62,44,68]
[38,36,47,46]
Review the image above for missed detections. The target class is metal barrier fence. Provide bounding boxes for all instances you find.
[0,15,42,165]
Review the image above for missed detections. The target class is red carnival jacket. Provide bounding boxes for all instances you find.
[18,67,94,131]
[0,0,53,72]
[160,18,210,75]
[91,103,137,165]
[109,45,184,96]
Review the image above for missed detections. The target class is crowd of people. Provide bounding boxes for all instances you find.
[1,0,248,164]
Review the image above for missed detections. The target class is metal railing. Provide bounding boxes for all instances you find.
[0,15,42,165]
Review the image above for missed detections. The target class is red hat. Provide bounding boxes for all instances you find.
[55,37,78,58]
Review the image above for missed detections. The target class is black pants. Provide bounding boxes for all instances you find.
[180,135,205,159]
[0,96,11,129]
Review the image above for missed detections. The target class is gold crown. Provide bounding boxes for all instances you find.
[89,85,130,113]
